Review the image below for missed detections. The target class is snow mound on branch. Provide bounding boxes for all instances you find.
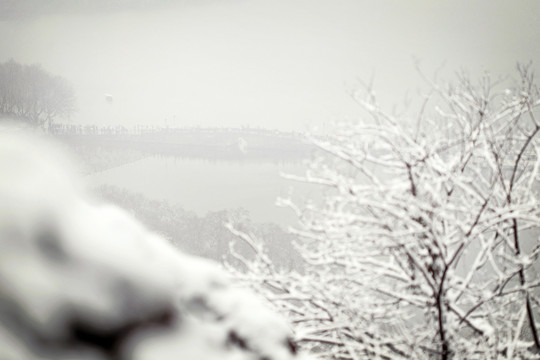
[0,130,303,360]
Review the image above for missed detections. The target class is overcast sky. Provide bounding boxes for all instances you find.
[1,0,539,130]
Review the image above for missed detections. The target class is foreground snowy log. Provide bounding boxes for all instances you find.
[0,130,303,360]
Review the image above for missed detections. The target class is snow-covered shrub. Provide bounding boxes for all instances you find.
[228,66,540,360]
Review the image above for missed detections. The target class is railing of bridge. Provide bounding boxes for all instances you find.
[49,124,304,139]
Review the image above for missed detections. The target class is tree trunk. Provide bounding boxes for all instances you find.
[512,219,540,349]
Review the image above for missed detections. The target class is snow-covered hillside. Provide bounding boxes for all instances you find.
[0,129,304,360]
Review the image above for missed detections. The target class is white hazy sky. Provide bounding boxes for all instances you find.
[1,0,539,130]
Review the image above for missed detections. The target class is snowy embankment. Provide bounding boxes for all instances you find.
[0,129,305,360]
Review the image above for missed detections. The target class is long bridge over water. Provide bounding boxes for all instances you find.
[51,125,315,173]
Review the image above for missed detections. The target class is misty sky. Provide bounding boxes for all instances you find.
[1,0,539,130]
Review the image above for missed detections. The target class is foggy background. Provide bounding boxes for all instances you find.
[1,2,540,358]
[2,0,539,130]
[2,0,539,265]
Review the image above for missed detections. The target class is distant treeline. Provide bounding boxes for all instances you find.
[0,59,76,128]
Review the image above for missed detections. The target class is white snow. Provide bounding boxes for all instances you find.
[0,129,305,360]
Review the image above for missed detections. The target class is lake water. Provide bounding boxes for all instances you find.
[88,156,318,226]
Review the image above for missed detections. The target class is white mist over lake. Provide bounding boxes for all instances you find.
[1,0,539,130]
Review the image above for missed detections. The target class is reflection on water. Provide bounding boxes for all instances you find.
[88,156,315,226]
